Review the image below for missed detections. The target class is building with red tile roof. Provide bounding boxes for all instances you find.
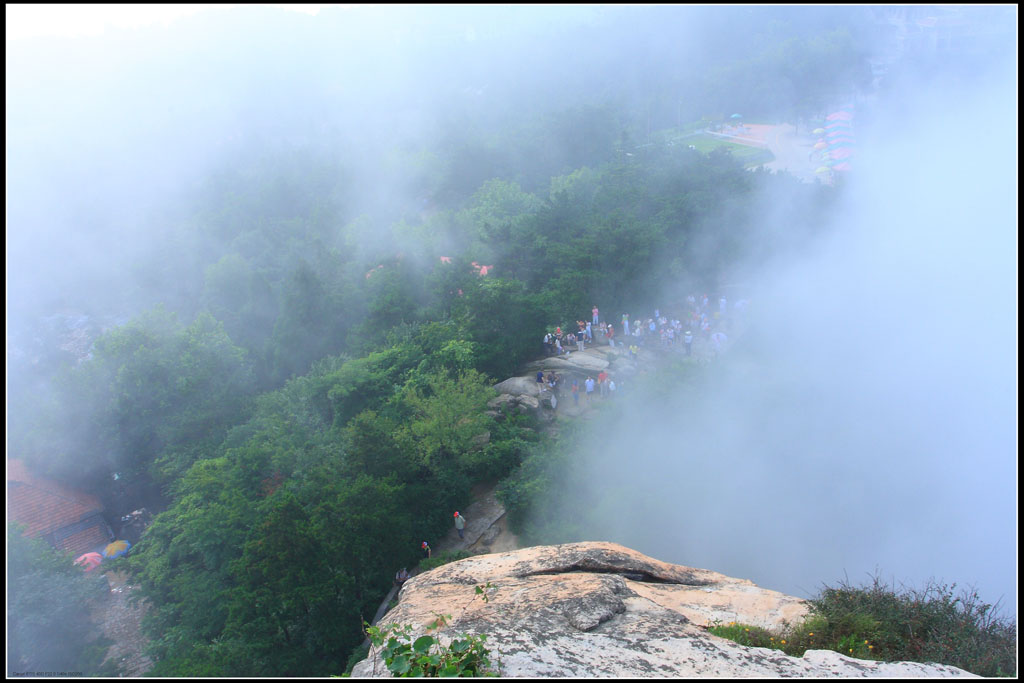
[8,459,114,556]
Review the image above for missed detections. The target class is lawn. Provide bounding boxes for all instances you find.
[686,133,775,167]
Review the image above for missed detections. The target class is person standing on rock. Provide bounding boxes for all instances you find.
[622,313,630,337]
[605,323,615,347]
[421,541,431,559]
[454,511,466,540]
[585,376,595,402]
[597,370,608,397]
[592,305,599,326]
[571,378,580,405]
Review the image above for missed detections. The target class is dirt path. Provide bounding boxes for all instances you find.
[90,570,153,676]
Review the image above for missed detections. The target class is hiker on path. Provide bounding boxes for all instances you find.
[585,376,595,402]
[622,314,630,336]
[571,379,580,405]
[421,541,431,559]
[608,379,616,400]
[454,511,466,540]
[684,330,693,356]
[597,370,609,397]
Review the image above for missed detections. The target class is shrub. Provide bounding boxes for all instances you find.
[364,616,497,677]
[707,575,1016,677]
[418,549,472,572]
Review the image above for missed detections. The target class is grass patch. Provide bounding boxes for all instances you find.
[706,576,1016,677]
[418,549,473,572]
[687,134,775,167]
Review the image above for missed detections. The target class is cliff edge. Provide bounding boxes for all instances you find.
[353,542,975,678]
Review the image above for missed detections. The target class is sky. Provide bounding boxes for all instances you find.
[6,2,1018,621]
[5,4,327,40]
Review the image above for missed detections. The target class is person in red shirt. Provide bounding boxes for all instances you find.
[597,370,608,397]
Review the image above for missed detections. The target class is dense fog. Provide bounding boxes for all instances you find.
[6,5,1017,673]
[533,58,1018,611]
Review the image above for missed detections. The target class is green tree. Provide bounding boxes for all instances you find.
[200,253,278,362]
[268,260,343,384]
[395,369,496,475]
[223,493,356,676]
[7,524,117,677]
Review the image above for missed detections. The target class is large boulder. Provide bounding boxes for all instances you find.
[524,352,609,374]
[353,542,976,678]
[493,376,544,397]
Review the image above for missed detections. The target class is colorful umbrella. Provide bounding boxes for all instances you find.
[103,540,131,559]
[832,162,852,172]
[730,113,742,119]
[828,148,854,160]
[813,141,828,150]
[825,121,852,129]
[812,127,826,135]
[75,552,104,572]
[815,166,831,174]
[826,111,854,121]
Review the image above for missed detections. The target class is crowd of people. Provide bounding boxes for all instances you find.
[542,295,746,359]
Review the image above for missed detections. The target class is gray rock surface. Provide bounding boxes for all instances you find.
[492,376,544,397]
[523,352,609,373]
[353,543,976,678]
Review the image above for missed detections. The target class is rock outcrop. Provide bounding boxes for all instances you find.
[353,542,975,678]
